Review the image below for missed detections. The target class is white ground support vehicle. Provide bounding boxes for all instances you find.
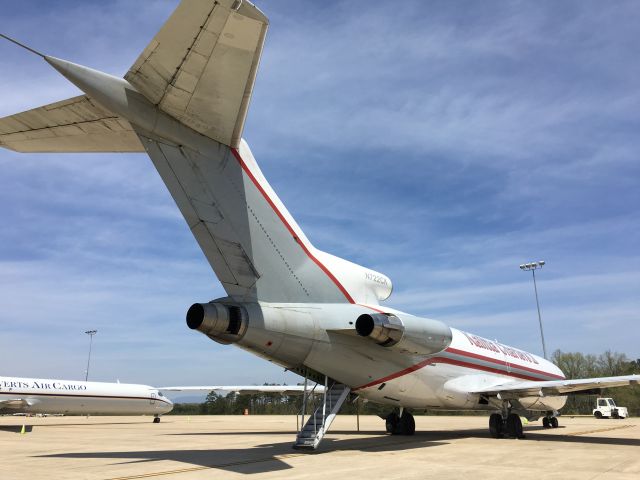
[593,398,628,419]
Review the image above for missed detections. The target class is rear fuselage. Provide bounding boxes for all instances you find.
[191,301,567,413]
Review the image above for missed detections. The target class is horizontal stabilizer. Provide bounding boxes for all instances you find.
[0,95,145,152]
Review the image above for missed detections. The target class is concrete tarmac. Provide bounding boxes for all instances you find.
[0,415,638,480]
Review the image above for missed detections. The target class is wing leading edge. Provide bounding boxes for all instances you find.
[160,385,325,395]
[472,374,640,398]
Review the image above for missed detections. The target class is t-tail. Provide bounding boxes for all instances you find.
[0,0,391,306]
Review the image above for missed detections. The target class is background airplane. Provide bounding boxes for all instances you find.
[0,0,638,450]
[1,375,321,422]
[0,375,172,421]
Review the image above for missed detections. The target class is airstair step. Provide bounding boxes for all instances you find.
[295,380,351,450]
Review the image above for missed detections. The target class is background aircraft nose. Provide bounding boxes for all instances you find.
[162,395,174,413]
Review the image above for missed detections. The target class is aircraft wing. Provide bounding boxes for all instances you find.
[160,385,325,395]
[125,0,269,148]
[0,95,144,152]
[472,374,640,398]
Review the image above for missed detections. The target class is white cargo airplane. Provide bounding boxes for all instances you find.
[1,0,638,449]
[0,376,173,421]
[0,375,319,422]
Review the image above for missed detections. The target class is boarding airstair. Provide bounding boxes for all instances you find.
[294,377,350,450]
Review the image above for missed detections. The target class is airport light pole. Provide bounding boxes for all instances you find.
[84,330,97,382]
[519,261,548,359]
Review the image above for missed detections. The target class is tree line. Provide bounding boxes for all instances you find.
[551,350,640,415]
[169,350,640,416]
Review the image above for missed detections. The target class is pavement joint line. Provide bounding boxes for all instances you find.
[566,424,634,436]
[104,436,427,480]
[586,456,637,480]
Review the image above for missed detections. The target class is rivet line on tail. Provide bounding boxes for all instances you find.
[230,147,356,304]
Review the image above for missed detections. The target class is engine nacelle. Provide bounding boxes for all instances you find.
[355,312,452,355]
[186,302,248,345]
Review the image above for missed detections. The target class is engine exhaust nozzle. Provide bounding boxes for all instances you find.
[355,313,404,346]
[186,302,247,343]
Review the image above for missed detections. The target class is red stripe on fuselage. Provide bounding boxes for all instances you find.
[433,357,548,382]
[356,303,386,313]
[230,148,356,304]
[352,358,438,391]
[0,391,173,405]
[352,347,563,391]
[445,347,565,380]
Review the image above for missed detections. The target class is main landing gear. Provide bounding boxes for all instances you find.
[489,412,525,439]
[385,410,416,435]
[542,414,559,429]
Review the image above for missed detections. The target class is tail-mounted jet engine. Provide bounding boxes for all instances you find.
[355,312,452,355]
[186,302,248,345]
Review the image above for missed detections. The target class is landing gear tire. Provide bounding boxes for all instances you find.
[594,411,603,419]
[542,417,551,428]
[398,411,415,436]
[385,411,415,435]
[550,417,558,428]
[153,416,161,424]
[489,413,503,438]
[385,412,399,434]
[506,413,524,439]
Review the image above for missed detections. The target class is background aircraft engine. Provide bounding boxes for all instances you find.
[186,302,248,345]
[355,313,452,355]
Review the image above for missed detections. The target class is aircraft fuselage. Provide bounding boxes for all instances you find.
[192,301,567,413]
[0,377,173,416]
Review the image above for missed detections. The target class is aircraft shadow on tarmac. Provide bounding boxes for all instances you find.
[37,427,640,474]
[0,421,155,432]
[37,435,447,474]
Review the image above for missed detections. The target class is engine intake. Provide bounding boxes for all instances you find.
[186,302,248,344]
[356,312,452,355]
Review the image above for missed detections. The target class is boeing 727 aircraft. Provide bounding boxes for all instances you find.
[0,0,638,449]
[0,376,173,421]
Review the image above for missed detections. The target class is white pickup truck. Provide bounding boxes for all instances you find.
[593,397,628,419]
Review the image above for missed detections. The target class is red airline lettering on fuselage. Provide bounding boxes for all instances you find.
[462,332,539,364]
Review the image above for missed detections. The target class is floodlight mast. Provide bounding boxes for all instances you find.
[519,261,548,359]
[84,329,97,382]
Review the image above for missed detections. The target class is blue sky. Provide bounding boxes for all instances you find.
[1,0,638,390]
